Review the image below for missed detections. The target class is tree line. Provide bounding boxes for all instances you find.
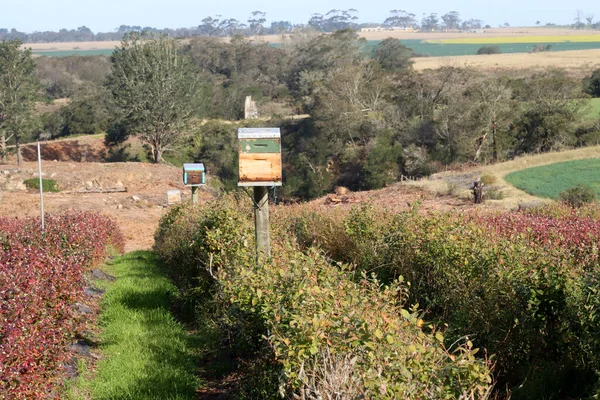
[1,9,492,44]
[1,31,600,200]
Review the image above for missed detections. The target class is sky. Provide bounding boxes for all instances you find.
[1,0,599,33]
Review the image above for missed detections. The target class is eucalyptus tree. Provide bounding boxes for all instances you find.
[106,33,205,163]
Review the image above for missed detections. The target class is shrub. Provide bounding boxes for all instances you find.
[583,68,600,97]
[278,203,600,398]
[480,174,497,185]
[154,199,493,399]
[446,182,461,196]
[476,46,501,55]
[23,178,60,192]
[485,187,504,200]
[530,44,552,53]
[0,213,123,398]
[559,184,597,207]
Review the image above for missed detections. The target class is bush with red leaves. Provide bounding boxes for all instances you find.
[0,213,123,398]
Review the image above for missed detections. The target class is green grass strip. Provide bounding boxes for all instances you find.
[71,251,203,399]
[505,158,600,199]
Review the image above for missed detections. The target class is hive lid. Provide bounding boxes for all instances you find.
[183,163,205,170]
[238,128,280,139]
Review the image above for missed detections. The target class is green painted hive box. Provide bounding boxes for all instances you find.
[238,128,282,187]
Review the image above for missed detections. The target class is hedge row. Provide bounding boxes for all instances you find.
[154,198,492,399]
[0,213,124,398]
[279,203,600,399]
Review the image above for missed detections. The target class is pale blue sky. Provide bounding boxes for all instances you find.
[1,0,598,32]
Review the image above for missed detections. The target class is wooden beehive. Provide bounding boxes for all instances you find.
[183,163,205,186]
[238,128,282,187]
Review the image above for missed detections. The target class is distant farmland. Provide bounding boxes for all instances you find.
[433,35,600,44]
[397,40,600,57]
[26,36,600,58]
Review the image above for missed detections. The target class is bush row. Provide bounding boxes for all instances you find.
[154,198,493,399]
[278,203,600,399]
[0,213,124,398]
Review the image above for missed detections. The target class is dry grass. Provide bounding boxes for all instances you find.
[35,98,70,114]
[433,34,600,44]
[409,146,600,209]
[23,41,120,52]
[371,27,600,40]
[412,49,600,74]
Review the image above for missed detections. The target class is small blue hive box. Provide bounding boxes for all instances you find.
[183,163,205,186]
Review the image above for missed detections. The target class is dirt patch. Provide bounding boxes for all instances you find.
[0,160,212,252]
[20,138,107,163]
[299,183,475,213]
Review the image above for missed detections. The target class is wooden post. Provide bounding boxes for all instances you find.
[191,186,199,204]
[253,186,270,257]
[472,181,484,204]
[237,127,281,260]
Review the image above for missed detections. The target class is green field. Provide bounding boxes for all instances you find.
[373,40,600,57]
[505,158,600,199]
[32,39,600,58]
[33,49,114,57]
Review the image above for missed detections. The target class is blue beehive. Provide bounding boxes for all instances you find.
[183,163,205,186]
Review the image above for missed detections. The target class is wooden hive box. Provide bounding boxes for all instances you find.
[183,163,206,186]
[238,128,282,187]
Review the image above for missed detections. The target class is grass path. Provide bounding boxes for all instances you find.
[69,251,205,399]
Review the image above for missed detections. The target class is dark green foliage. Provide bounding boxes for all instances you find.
[23,178,60,192]
[0,39,39,165]
[360,130,403,190]
[530,44,552,53]
[106,32,206,163]
[59,98,105,136]
[476,45,501,55]
[583,68,600,98]
[189,121,239,191]
[560,184,597,207]
[373,38,414,71]
[510,100,579,154]
[104,120,129,147]
[35,55,111,99]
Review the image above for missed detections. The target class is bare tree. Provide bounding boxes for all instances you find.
[586,14,595,26]
[574,10,585,29]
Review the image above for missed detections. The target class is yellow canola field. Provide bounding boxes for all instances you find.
[428,35,600,44]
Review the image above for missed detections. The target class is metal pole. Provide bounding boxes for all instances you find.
[37,142,45,232]
[253,186,270,258]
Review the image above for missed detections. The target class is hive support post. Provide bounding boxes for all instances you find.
[191,186,199,204]
[253,186,270,258]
